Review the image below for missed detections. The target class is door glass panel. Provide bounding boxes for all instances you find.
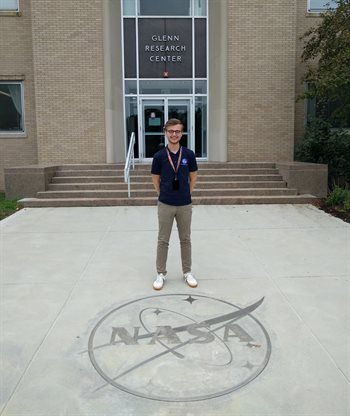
[143,100,165,158]
[168,99,190,149]
[139,80,192,95]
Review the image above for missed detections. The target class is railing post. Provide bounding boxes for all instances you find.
[124,132,135,198]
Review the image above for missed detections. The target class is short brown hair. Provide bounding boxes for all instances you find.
[164,118,184,131]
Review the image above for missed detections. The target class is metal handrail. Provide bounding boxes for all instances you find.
[124,132,135,198]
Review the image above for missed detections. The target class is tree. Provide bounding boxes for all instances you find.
[301,0,350,125]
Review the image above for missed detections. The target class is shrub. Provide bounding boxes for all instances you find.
[326,186,349,205]
[296,118,350,188]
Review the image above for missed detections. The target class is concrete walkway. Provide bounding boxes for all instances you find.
[0,205,349,415]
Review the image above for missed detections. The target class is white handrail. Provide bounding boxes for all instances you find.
[124,132,135,198]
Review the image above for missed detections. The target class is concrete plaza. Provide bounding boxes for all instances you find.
[0,204,349,415]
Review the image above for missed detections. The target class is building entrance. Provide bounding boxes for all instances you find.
[140,98,191,160]
[122,0,208,160]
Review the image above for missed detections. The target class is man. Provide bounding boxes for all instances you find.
[151,118,198,290]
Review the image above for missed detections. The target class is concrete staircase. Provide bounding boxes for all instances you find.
[19,162,317,207]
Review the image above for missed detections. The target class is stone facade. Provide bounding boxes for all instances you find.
[0,0,323,190]
[0,0,38,189]
[227,1,296,162]
[30,0,106,167]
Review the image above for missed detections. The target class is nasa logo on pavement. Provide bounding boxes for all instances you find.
[88,294,271,402]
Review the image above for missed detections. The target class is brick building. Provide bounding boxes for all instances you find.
[0,0,328,191]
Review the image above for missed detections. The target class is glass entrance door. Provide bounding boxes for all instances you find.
[140,97,192,160]
[142,99,165,158]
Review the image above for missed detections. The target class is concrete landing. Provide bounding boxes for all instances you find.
[0,205,349,415]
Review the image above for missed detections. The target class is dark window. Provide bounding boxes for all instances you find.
[0,83,23,132]
[195,19,206,78]
[139,0,190,16]
[124,19,137,78]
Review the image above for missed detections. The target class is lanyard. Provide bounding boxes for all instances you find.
[166,146,182,178]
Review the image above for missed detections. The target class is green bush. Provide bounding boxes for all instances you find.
[326,186,350,212]
[344,199,350,212]
[296,118,350,188]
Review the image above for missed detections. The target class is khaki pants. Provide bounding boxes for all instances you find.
[156,201,192,275]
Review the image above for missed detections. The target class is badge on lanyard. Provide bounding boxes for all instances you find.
[166,147,182,191]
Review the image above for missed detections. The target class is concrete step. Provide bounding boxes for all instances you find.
[20,197,157,207]
[55,162,277,171]
[48,180,288,191]
[49,183,131,190]
[194,181,287,189]
[51,174,283,184]
[57,164,123,171]
[37,188,297,199]
[54,167,280,177]
[51,176,125,183]
[132,162,278,170]
[194,168,279,175]
[192,195,317,205]
[19,194,317,208]
[199,162,277,169]
[23,162,317,208]
[55,170,123,177]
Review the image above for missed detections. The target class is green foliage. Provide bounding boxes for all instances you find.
[296,118,350,188]
[301,0,350,124]
[0,192,20,220]
[344,199,350,211]
[326,186,350,211]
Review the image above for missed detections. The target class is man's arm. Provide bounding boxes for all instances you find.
[189,171,198,194]
[152,174,160,196]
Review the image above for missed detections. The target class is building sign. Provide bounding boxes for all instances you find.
[138,19,192,78]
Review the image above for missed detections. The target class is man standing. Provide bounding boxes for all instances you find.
[151,118,198,290]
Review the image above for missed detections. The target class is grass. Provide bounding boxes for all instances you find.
[0,192,21,221]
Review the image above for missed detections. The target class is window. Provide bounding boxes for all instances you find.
[123,0,205,17]
[0,82,24,133]
[0,0,19,11]
[307,0,337,13]
[139,0,191,16]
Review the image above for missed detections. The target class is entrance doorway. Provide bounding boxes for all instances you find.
[140,98,191,160]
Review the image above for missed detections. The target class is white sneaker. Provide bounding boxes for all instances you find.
[184,272,198,288]
[153,273,166,290]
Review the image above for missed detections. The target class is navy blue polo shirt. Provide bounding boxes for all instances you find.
[151,146,198,206]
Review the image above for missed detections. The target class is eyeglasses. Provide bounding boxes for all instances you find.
[166,129,182,135]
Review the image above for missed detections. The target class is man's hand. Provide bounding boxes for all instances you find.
[152,174,161,196]
[189,171,198,194]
